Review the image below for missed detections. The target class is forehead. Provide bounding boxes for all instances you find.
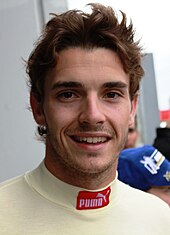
[57,47,122,64]
[56,47,125,72]
[46,47,129,88]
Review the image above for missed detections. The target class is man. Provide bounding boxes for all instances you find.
[118,145,170,206]
[124,117,139,148]
[0,3,169,234]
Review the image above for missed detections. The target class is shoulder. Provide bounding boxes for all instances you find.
[0,173,31,200]
[115,179,170,233]
[116,179,170,212]
[0,174,24,189]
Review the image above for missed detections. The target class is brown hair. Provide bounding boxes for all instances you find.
[27,3,144,103]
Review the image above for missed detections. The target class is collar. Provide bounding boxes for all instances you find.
[25,161,118,211]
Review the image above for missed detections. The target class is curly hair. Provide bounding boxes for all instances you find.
[27,3,144,103]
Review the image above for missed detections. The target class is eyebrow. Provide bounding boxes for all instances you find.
[102,81,128,89]
[51,81,127,90]
[51,81,83,90]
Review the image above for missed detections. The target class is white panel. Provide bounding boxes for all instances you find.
[0,0,44,182]
[138,54,160,145]
[42,0,68,22]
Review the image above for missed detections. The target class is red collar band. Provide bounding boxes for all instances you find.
[76,186,111,210]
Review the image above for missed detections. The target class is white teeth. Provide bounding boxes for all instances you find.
[78,137,107,143]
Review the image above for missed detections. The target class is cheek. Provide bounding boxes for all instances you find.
[158,193,170,206]
[45,106,77,132]
[110,104,131,119]
[160,191,170,201]
[117,111,132,132]
[109,115,129,145]
[108,105,131,128]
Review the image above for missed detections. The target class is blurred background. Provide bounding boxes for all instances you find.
[0,0,170,182]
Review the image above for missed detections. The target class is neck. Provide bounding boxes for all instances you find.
[44,156,118,190]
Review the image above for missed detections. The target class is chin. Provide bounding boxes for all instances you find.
[74,161,113,175]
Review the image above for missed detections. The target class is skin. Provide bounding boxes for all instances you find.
[124,122,139,149]
[31,47,138,189]
[147,186,170,206]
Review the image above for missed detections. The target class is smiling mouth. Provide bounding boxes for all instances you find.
[71,136,109,144]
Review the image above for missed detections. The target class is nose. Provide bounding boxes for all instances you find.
[79,94,106,125]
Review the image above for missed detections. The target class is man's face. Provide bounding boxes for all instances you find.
[124,124,138,149]
[32,47,137,178]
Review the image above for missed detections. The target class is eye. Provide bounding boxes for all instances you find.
[103,92,120,99]
[59,92,74,99]
[57,91,79,101]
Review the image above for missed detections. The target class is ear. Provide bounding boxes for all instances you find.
[30,92,46,126]
[129,95,138,127]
